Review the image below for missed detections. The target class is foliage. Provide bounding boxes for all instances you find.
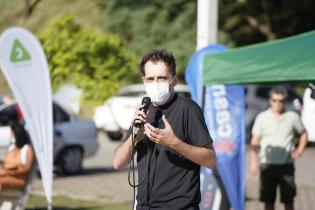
[96,0,315,80]
[96,0,198,79]
[0,0,101,34]
[1,0,315,112]
[219,0,315,45]
[38,15,138,106]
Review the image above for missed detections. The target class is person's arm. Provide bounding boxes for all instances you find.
[250,135,260,174]
[171,140,216,169]
[7,146,35,176]
[113,135,134,169]
[0,151,8,176]
[113,105,146,169]
[0,166,6,176]
[291,130,308,159]
[144,115,216,168]
[291,112,308,159]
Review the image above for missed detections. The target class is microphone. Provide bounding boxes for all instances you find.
[133,97,151,134]
[140,96,151,114]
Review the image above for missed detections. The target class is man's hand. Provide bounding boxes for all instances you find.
[132,104,148,142]
[250,160,260,174]
[133,104,147,125]
[113,103,148,170]
[291,149,302,159]
[145,115,216,168]
[0,169,7,176]
[144,115,179,148]
[291,131,308,159]
[250,144,260,174]
[250,136,261,175]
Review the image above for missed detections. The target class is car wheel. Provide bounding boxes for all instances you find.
[107,131,123,141]
[58,147,83,175]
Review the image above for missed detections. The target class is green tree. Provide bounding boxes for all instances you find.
[220,0,315,46]
[96,0,198,79]
[96,0,315,79]
[38,15,138,107]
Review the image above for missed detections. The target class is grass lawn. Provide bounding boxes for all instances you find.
[26,194,132,210]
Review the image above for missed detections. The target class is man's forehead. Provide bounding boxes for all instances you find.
[144,61,170,76]
[271,93,286,99]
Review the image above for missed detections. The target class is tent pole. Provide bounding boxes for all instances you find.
[201,86,206,111]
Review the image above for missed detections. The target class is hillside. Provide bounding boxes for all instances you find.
[0,0,103,95]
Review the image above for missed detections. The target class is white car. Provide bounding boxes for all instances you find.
[0,102,99,175]
[94,84,303,143]
[93,83,191,140]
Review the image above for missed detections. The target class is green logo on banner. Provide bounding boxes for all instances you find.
[10,39,31,63]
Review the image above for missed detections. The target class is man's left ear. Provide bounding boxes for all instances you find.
[171,75,178,86]
[169,75,178,92]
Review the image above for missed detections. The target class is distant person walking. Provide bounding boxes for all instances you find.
[250,86,308,210]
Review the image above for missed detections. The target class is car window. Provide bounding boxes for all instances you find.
[287,89,302,102]
[255,86,301,103]
[117,91,146,97]
[0,95,4,105]
[256,87,271,99]
[177,91,191,98]
[53,103,70,123]
[0,105,19,126]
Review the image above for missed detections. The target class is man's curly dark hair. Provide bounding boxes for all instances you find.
[139,49,176,76]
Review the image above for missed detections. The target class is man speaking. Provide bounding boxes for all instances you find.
[113,49,216,210]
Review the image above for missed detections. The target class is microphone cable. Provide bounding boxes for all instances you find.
[128,119,151,210]
[128,97,151,210]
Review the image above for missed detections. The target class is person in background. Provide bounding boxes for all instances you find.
[301,84,315,146]
[250,86,308,210]
[0,122,35,191]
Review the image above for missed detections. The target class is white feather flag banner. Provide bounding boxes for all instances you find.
[0,27,53,207]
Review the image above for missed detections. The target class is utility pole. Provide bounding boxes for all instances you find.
[197,1,226,210]
[196,0,218,50]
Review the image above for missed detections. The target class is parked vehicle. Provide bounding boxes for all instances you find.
[93,83,191,140]
[93,84,302,143]
[0,102,99,175]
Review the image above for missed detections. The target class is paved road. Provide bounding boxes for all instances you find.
[32,131,133,203]
[245,147,315,210]
[32,132,315,209]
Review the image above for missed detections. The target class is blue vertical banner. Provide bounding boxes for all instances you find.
[185,45,245,210]
[204,85,245,210]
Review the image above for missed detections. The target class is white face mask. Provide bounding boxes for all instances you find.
[145,82,171,105]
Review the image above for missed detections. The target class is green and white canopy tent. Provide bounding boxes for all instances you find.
[203,30,315,85]
[185,30,315,210]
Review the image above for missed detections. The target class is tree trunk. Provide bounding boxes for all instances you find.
[24,0,30,19]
